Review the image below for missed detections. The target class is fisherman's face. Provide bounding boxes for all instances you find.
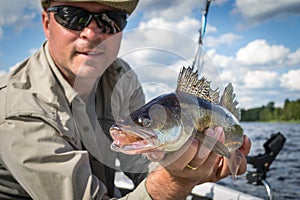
[42,1,122,85]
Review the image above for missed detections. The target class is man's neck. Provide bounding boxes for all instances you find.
[73,77,99,103]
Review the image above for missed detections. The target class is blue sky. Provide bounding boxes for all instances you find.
[0,0,300,109]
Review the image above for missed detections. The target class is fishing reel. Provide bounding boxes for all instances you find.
[246,132,286,200]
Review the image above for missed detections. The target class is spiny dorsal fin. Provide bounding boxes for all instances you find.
[176,66,220,103]
[220,83,241,120]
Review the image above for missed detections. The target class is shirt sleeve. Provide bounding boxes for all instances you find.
[0,117,109,200]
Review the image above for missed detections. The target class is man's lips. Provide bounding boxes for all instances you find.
[77,51,104,56]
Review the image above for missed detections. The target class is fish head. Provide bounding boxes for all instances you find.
[110,93,192,154]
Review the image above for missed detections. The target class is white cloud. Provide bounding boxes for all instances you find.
[110,0,300,110]
[236,39,290,66]
[206,33,243,48]
[0,0,41,33]
[207,48,235,68]
[206,40,300,102]
[119,27,196,101]
[280,69,300,91]
[220,70,238,83]
[120,25,197,68]
[137,0,203,21]
[244,70,279,88]
[238,91,286,109]
[233,0,300,25]
[137,0,230,21]
[139,16,200,40]
[137,0,300,29]
[287,48,300,66]
[239,96,256,109]
[137,16,218,45]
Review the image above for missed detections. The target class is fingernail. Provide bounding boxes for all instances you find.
[206,128,220,139]
[218,157,224,167]
[214,127,225,143]
[214,127,223,136]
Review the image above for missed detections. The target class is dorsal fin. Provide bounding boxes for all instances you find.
[220,83,241,120]
[176,66,220,103]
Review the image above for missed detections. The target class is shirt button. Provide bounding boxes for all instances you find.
[83,127,89,132]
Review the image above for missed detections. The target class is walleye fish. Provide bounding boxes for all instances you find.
[110,66,244,177]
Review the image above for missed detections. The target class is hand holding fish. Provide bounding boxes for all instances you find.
[145,127,251,200]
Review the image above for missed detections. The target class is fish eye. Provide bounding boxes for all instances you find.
[138,115,152,128]
[142,118,152,128]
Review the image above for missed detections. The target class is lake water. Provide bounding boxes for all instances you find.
[220,122,300,199]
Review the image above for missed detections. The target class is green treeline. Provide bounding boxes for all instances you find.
[241,99,300,122]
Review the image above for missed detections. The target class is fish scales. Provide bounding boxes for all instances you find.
[177,92,243,152]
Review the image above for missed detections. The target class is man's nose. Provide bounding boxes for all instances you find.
[79,18,107,41]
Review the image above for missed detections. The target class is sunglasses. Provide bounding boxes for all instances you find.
[47,6,128,34]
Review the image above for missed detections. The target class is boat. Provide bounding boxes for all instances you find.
[190,182,263,200]
[114,171,263,200]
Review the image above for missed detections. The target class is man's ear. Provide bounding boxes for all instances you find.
[42,11,50,39]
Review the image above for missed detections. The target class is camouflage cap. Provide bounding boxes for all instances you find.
[41,0,139,15]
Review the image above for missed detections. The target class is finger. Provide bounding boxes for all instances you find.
[214,126,225,143]
[214,150,248,180]
[197,129,213,159]
[146,150,165,162]
[189,151,221,175]
[186,151,223,185]
[211,155,233,182]
[239,135,251,156]
[162,139,199,170]
[187,128,224,172]
[197,127,224,160]
[213,157,228,181]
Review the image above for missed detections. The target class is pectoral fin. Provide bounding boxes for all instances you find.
[195,132,231,159]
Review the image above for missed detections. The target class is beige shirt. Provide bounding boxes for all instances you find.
[0,42,152,199]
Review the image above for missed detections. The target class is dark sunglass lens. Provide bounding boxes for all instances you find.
[95,12,127,34]
[70,14,90,31]
[106,12,127,30]
[54,7,90,31]
[49,6,127,33]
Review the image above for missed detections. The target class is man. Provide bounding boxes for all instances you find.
[0,0,251,199]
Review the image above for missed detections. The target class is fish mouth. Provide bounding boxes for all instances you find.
[109,124,158,154]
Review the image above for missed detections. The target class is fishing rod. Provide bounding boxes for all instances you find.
[192,0,212,72]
